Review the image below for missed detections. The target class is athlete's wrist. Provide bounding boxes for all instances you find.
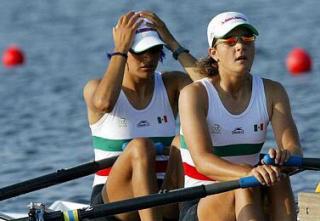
[172,46,190,60]
[107,51,128,59]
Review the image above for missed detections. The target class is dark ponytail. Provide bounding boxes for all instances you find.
[196,56,219,77]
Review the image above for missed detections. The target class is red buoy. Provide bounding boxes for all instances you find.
[2,45,25,68]
[286,48,312,75]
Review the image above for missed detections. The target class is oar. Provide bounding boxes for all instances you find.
[11,176,260,221]
[0,156,118,201]
[262,155,320,170]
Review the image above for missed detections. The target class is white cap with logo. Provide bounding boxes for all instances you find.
[131,18,165,53]
[207,12,259,47]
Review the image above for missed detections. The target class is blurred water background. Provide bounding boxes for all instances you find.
[0,0,319,213]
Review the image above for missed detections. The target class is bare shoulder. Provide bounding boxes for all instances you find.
[179,80,209,118]
[161,71,192,88]
[84,79,100,90]
[180,81,207,104]
[161,70,188,79]
[263,78,286,93]
[181,81,206,95]
[263,77,292,120]
[83,79,101,102]
[263,78,288,100]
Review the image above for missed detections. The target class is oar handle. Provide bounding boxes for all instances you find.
[262,154,303,166]
[239,176,261,188]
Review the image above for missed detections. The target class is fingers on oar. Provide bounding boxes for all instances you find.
[280,150,288,165]
[253,165,281,186]
[268,148,276,161]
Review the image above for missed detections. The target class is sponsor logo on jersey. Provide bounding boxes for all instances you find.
[137,120,150,127]
[118,118,128,127]
[232,127,244,134]
[211,124,222,134]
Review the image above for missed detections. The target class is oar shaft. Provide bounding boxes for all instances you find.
[82,185,207,219]
[0,156,118,201]
[78,177,258,219]
[302,158,320,170]
[10,176,260,221]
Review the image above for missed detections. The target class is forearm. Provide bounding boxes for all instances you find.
[93,56,126,112]
[195,154,252,181]
[167,41,202,81]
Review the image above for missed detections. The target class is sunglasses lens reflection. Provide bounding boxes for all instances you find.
[215,35,256,47]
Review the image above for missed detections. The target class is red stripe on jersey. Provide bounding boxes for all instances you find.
[183,162,213,181]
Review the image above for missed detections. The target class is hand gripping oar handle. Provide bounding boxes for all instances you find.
[239,176,261,188]
[262,154,320,170]
[262,155,303,167]
[11,176,261,221]
[0,156,118,201]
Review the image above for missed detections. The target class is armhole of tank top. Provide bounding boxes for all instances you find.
[257,76,270,122]
[89,92,124,128]
[154,71,160,95]
[156,71,175,119]
[89,112,109,129]
[199,79,212,119]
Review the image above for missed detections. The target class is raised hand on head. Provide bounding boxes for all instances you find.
[138,11,179,51]
[113,11,143,53]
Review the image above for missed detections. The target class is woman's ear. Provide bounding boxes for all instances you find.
[208,47,219,62]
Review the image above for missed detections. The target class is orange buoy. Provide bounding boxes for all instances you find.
[286,48,312,75]
[2,45,25,68]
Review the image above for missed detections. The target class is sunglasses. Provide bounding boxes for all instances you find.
[214,35,256,47]
[129,45,164,55]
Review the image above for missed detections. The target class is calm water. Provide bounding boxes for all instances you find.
[0,0,319,213]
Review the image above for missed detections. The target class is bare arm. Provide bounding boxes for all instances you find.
[265,79,303,164]
[139,11,203,81]
[179,83,251,181]
[84,12,142,122]
[179,83,282,185]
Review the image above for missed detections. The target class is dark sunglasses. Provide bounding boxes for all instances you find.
[129,45,164,55]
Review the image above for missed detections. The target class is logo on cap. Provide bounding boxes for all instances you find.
[221,16,247,24]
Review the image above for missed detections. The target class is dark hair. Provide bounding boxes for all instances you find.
[159,49,165,63]
[196,56,219,77]
[195,38,219,77]
[125,45,165,63]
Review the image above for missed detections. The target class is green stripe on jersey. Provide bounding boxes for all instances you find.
[180,135,263,157]
[93,136,175,151]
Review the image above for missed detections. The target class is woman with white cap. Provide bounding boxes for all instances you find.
[83,11,199,221]
[178,12,302,221]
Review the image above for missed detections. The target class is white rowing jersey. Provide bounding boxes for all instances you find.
[180,75,270,187]
[90,71,176,187]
